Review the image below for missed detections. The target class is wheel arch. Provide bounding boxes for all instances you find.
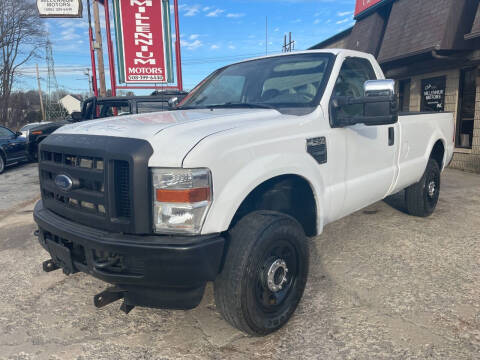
[429,139,446,169]
[201,156,326,237]
[229,174,318,237]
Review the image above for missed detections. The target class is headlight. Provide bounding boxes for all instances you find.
[152,168,212,235]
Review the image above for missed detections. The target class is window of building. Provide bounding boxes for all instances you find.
[398,79,411,112]
[457,68,476,149]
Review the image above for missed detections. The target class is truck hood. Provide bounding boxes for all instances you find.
[55,108,284,167]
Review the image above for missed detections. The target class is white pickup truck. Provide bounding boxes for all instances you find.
[34,49,454,335]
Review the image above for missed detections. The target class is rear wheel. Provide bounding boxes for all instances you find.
[214,211,309,336]
[405,158,441,217]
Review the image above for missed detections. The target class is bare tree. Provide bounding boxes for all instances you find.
[0,0,45,125]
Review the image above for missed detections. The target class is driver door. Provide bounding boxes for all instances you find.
[333,57,398,214]
[0,126,25,160]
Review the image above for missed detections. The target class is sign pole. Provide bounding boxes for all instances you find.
[103,0,117,97]
[86,0,98,97]
[93,0,107,96]
[174,0,183,91]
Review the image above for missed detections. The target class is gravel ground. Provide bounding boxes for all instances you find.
[0,166,479,359]
[0,163,39,215]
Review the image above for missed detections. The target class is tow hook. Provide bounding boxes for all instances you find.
[42,259,60,272]
[93,287,135,314]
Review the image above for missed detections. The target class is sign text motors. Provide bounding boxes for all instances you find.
[113,0,174,84]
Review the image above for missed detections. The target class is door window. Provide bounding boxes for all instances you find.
[333,57,377,98]
[137,102,168,114]
[99,102,131,117]
[0,127,14,138]
[332,57,377,117]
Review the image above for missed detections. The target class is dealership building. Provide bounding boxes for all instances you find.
[311,0,480,173]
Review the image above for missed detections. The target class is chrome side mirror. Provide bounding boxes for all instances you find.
[364,79,395,97]
[168,97,179,108]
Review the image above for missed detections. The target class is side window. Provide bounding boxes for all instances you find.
[0,127,14,138]
[332,57,377,117]
[137,102,168,114]
[333,57,377,98]
[99,103,131,117]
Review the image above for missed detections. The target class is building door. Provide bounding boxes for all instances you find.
[457,68,476,149]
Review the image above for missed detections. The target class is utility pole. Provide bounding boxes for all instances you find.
[36,64,46,122]
[282,32,295,53]
[93,0,107,97]
[84,68,93,96]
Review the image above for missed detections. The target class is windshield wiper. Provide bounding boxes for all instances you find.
[205,102,277,110]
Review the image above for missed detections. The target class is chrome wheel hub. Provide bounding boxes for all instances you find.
[266,259,288,292]
[428,180,436,198]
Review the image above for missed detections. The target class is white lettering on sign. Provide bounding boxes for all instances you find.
[129,0,156,66]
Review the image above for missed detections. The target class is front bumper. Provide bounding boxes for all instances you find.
[33,200,225,310]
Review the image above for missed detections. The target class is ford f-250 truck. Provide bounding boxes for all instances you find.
[34,49,454,336]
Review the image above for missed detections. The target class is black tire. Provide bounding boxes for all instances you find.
[0,153,5,174]
[405,158,441,217]
[214,211,309,336]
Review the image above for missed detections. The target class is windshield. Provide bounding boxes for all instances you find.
[179,53,333,115]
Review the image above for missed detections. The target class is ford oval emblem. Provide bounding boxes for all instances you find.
[55,174,73,192]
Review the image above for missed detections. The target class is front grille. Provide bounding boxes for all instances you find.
[114,160,131,218]
[41,150,109,218]
[38,134,153,234]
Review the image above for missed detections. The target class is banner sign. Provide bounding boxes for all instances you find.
[37,0,83,18]
[354,0,389,18]
[421,76,446,112]
[113,0,174,84]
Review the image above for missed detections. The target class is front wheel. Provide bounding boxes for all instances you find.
[405,158,441,217]
[214,211,309,336]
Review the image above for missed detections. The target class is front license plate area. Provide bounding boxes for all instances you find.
[46,239,75,274]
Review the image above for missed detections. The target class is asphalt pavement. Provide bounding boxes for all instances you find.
[0,164,479,359]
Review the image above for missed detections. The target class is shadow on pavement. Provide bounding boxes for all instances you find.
[383,190,408,214]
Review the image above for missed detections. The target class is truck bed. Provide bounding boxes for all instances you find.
[391,112,455,194]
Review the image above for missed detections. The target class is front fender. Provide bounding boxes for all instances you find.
[200,153,327,235]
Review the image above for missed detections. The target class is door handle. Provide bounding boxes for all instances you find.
[388,127,394,146]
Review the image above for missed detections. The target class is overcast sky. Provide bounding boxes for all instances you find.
[17,0,355,95]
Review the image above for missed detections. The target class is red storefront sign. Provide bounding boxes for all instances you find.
[113,0,174,84]
[355,0,385,17]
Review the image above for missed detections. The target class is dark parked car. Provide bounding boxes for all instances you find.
[26,92,188,161]
[0,125,29,174]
